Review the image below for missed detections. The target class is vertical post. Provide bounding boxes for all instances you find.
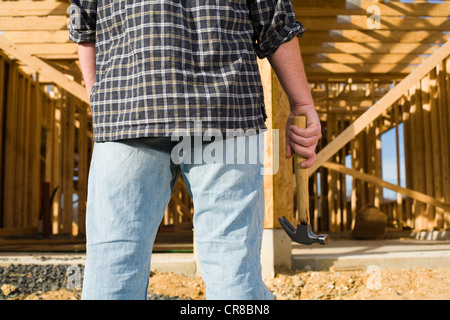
[257,59,294,279]
[421,74,435,228]
[61,91,74,234]
[394,102,403,228]
[77,103,88,236]
[438,60,450,228]
[3,61,18,228]
[0,55,5,228]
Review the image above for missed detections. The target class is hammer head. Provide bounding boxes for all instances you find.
[278,216,329,245]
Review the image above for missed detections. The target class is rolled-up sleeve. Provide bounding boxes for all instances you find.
[68,0,97,43]
[248,0,305,58]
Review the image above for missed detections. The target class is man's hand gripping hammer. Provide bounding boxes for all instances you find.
[278,115,329,245]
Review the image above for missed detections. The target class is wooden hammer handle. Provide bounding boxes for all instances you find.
[291,115,309,225]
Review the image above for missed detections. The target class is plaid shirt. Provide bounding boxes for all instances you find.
[69,0,305,142]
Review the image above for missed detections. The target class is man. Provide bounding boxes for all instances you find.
[69,0,321,300]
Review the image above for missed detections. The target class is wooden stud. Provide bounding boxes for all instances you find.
[61,92,75,235]
[438,60,450,228]
[429,69,444,228]
[52,98,62,235]
[0,54,4,228]
[323,162,450,212]
[31,74,42,230]
[310,40,450,174]
[3,62,18,228]
[77,104,88,236]
[421,75,435,228]
[272,68,295,229]
[23,75,31,227]
[293,1,450,17]
[394,102,404,229]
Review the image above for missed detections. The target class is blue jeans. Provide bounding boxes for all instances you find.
[81,135,274,300]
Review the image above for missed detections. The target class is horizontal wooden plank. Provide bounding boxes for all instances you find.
[0,227,38,237]
[17,43,77,56]
[299,42,444,55]
[323,162,450,211]
[1,31,71,44]
[300,16,450,31]
[293,1,450,17]
[0,2,69,17]
[303,30,450,44]
[297,0,444,5]
[303,53,429,65]
[308,73,407,82]
[315,99,372,108]
[306,63,419,74]
[35,54,79,60]
[0,16,68,31]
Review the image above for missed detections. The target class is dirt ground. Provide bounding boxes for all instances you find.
[16,267,450,300]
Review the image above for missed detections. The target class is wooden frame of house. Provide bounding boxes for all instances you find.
[0,1,448,257]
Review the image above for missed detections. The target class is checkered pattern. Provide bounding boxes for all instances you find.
[69,0,305,142]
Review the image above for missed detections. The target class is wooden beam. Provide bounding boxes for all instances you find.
[35,54,79,60]
[305,63,418,74]
[0,16,69,31]
[0,227,38,237]
[299,42,444,55]
[1,31,73,44]
[17,43,77,57]
[299,16,450,31]
[293,1,450,17]
[3,61,18,228]
[0,35,88,104]
[61,93,75,234]
[309,40,450,174]
[271,68,295,229]
[323,162,450,212]
[0,2,69,17]
[302,30,450,44]
[0,55,4,227]
[307,73,406,82]
[303,53,431,65]
[259,58,296,230]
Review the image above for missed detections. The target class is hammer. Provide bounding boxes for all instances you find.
[278,115,329,245]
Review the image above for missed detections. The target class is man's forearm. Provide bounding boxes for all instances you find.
[78,42,96,95]
[267,38,314,112]
[268,37,321,166]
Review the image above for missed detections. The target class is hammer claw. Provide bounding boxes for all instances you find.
[280,216,296,234]
[278,216,329,246]
[278,217,296,241]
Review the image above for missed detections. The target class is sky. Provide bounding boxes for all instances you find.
[381,124,406,199]
[344,124,406,201]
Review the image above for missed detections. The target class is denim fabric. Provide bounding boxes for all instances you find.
[81,135,274,300]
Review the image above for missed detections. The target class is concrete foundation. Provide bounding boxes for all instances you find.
[260,228,292,279]
[193,228,292,279]
[1,238,448,280]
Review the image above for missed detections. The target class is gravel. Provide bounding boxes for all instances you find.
[0,264,79,300]
[0,264,187,300]
[3,264,448,300]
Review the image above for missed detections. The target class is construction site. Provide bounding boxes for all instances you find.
[0,0,449,300]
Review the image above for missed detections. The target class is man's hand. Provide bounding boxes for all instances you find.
[268,37,320,168]
[285,106,321,168]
